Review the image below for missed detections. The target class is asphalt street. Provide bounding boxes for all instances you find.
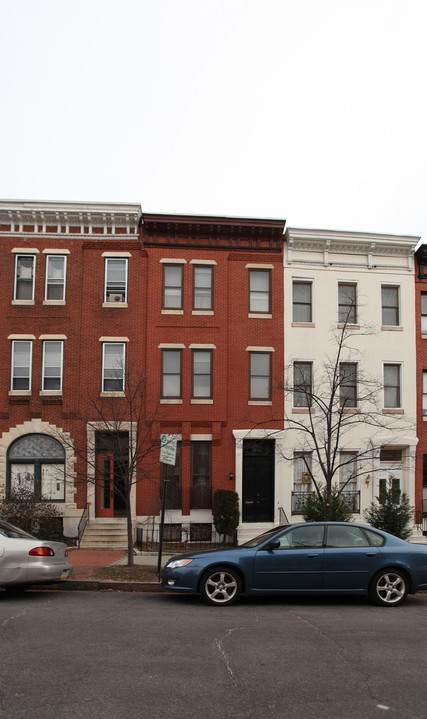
[1,590,427,719]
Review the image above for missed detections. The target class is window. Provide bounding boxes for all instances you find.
[326,525,369,548]
[163,265,183,309]
[192,350,212,398]
[8,434,65,502]
[249,269,271,313]
[421,294,427,334]
[191,441,211,509]
[384,364,401,408]
[424,372,427,416]
[249,352,271,400]
[379,476,400,502]
[161,441,181,509]
[293,281,312,322]
[45,255,66,301]
[102,343,125,392]
[293,362,312,407]
[42,341,63,392]
[294,452,312,489]
[104,258,128,303]
[338,283,357,324]
[11,341,32,391]
[161,349,182,398]
[14,255,35,301]
[193,265,213,310]
[277,525,324,549]
[339,452,357,491]
[382,285,399,326]
[339,362,357,407]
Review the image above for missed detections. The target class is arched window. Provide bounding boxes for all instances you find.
[8,434,65,502]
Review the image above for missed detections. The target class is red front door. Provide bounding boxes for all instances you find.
[96,453,114,518]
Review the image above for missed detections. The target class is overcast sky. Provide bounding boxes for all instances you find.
[1,0,426,241]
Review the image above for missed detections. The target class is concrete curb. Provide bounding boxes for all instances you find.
[31,580,167,593]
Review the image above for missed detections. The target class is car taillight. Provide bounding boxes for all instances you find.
[29,547,55,557]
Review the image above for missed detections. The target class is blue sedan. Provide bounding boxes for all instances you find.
[161,522,427,607]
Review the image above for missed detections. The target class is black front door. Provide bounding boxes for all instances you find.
[242,439,274,522]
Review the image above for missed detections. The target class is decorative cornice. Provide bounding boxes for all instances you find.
[285,227,419,256]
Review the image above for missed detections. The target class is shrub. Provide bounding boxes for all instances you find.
[302,484,353,522]
[364,486,413,540]
[213,489,240,543]
[0,487,63,540]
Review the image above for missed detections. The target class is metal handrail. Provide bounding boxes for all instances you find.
[278,506,290,525]
[77,503,90,549]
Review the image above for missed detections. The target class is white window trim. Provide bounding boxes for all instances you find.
[13,253,36,303]
[10,339,33,394]
[190,259,217,265]
[382,361,403,411]
[44,254,67,303]
[103,256,128,305]
[381,283,402,329]
[292,278,314,325]
[101,341,126,394]
[41,340,64,394]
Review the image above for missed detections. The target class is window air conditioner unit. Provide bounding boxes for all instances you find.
[107,294,123,303]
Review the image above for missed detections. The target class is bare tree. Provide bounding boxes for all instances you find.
[279,307,415,520]
[56,362,174,565]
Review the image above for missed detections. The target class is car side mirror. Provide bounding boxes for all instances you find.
[266,540,280,550]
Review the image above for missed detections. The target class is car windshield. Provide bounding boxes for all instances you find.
[0,520,36,539]
[240,526,289,548]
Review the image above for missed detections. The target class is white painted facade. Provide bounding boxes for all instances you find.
[280,228,419,526]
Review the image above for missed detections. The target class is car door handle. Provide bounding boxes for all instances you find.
[365,552,377,557]
[307,553,320,558]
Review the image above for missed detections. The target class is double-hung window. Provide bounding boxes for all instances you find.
[339,452,359,511]
[42,341,63,392]
[381,285,400,326]
[192,350,212,399]
[293,362,312,407]
[14,254,35,301]
[384,363,401,408]
[193,265,213,310]
[11,340,32,391]
[338,283,357,324]
[104,257,128,304]
[421,293,427,334]
[161,349,182,398]
[45,255,67,301]
[339,362,357,408]
[163,265,183,309]
[293,281,312,322]
[249,269,271,314]
[102,343,125,393]
[191,441,212,509]
[249,352,271,400]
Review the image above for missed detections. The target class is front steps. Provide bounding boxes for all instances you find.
[79,518,129,549]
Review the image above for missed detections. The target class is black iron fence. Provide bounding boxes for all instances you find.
[136,523,235,553]
[291,490,360,515]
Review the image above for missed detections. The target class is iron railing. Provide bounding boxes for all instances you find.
[136,523,235,553]
[77,503,90,548]
[291,490,360,515]
[278,506,290,525]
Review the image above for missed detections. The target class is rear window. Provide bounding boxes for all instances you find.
[364,528,385,547]
[0,520,36,539]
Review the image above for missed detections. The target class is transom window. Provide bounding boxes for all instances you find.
[8,434,65,502]
[104,258,128,303]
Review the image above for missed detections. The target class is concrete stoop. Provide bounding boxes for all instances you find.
[79,519,128,549]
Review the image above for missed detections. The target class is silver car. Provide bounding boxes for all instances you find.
[0,519,73,591]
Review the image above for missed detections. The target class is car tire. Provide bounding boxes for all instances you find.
[369,569,408,607]
[4,584,29,593]
[200,566,242,606]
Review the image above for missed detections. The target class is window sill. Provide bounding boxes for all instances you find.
[40,391,63,397]
[337,324,360,330]
[191,399,213,404]
[292,408,315,414]
[340,408,361,414]
[248,400,272,406]
[381,326,403,331]
[9,390,31,396]
[382,409,404,414]
[100,392,125,397]
[11,300,35,306]
[192,310,214,315]
[248,313,272,319]
[43,300,66,306]
[292,322,315,328]
[162,309,183,315]
[102,302,128,308]
[160,399,183,404]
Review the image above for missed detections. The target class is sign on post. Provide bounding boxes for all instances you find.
[160,434,177,466]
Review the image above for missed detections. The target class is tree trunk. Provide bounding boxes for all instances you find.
[126,491,134,566]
